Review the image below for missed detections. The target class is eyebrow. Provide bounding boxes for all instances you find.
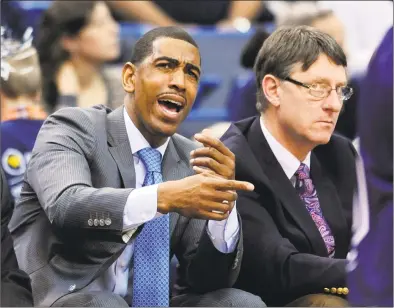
[154,56,201,76]
[310,76,347,87]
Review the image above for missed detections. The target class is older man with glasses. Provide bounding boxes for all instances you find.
[221,25,357,307]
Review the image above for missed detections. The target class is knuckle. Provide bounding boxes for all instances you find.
[200,172,209,179]
[212,138,220,147]
[224,169,232,178]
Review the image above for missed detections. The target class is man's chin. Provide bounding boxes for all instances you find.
[311,133,333,145]
[153,122,179,138]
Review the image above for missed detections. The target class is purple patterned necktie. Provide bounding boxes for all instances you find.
[295,163,335,256]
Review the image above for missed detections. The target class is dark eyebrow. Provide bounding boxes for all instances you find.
[154,56,201,76]
[154,56,179,65]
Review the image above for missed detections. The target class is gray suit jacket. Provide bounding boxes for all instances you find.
[9,105,242,306]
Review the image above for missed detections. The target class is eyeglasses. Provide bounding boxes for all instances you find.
[284,77,354,101]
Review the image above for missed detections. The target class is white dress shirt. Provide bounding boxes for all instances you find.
[259,117,311,184]
[91,108,240,297]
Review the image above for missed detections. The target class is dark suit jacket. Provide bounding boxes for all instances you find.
[9,105,242,306]
[1,168,33,307]
[221,116,356,306]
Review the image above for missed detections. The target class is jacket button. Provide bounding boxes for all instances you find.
[68,284,76,292]
[105,218,112,226]
[99,219,105,226]
[88,219,93,226]
[93,219,98,226]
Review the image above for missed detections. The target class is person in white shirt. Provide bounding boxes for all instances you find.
[221,25,357,306]
[9,26,265,307]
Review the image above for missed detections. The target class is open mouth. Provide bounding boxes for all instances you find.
[158,99,184,113]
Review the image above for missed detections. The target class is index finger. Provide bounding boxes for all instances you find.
[193,133,234,158]
[213,178,255,192]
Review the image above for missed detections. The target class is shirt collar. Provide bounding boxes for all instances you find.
[259,116,311,179]
[123,107,169,158]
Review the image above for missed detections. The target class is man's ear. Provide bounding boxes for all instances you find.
[262,74,281,107]
[122,62,136,93]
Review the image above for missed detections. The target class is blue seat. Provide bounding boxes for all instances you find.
[192,75,222,111]
[13,1,51,31]
[1,119,44,200]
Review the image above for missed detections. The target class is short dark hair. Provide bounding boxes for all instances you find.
[130,26,200,65]
[254,25,347,112]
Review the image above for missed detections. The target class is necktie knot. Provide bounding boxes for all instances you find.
[138,148,162,173]
[295,163,310,180]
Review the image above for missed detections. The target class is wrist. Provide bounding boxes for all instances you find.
[157,181,173,214]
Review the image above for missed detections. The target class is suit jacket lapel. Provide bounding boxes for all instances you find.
[107,109,191,237]
[247,118,328,256]
[310,152,348,258]
[107,107,136,189]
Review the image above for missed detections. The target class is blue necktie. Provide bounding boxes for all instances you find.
[132,148,170,307]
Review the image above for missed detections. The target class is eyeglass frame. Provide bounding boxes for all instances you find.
[283,76,354,101]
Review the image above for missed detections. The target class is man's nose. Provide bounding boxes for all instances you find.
[323,89,342,112]
[169,69,186,91]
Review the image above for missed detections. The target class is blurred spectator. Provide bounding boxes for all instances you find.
[318,1,393,76]
[265,1,320,27]
[108,1,274,30]
[279,9,345,49]
[226,27,270,122]
[35,1,121,113]
[1,27,46,199]
[0,1,29,40]
[1,27,46,121]
[232,9,360,140]
[347,26,393,307]
[1,168,34,307]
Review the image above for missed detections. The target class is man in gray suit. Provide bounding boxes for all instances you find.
[9,26,264,307]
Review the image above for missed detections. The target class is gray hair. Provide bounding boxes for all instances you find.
[253,25,347,113]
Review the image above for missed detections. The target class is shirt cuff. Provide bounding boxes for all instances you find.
[207,202,240,253]
[122,184,163,243]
